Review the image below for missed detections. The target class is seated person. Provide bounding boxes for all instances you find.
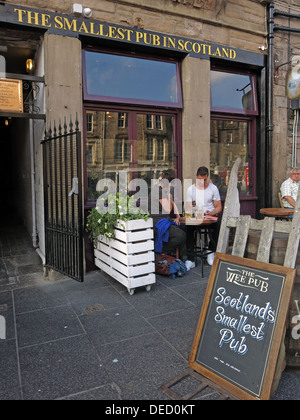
[185,166,222,265]
[149,172,186,258]
[280,168,300,208]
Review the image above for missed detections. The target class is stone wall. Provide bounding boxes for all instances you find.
[272,0,300,205]
[8,0,269,52]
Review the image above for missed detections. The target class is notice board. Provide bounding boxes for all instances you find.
[0,78,23,113]
[189,253,295,400]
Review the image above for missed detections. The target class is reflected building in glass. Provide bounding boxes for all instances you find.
[86,110,175,200]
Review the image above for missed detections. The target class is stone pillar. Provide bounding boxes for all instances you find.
[181,56,210,182]
[44,33,82,125]
[41,33,83,268]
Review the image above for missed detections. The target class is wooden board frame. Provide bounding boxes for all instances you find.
[189,252,296,400]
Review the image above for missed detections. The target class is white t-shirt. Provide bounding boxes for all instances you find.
[186,183,221,213]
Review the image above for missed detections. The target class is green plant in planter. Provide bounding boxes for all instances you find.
[86,193,149,247]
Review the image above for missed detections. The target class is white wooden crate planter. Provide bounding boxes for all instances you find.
[94,218,156,295]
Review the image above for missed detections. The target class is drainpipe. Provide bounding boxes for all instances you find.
[266,0,274,208]
[29,118,38,248]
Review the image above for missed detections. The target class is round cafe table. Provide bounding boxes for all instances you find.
[260,208,294,217]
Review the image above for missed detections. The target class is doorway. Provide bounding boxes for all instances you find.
[0,118,11,218]
[0,117,43,288]
[0,117,33,229]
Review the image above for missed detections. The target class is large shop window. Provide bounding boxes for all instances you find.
[83,50,181,203]
[210,69,258,199]
[85,110,177,202]
[83,50,182,107]
[210,119,255,195]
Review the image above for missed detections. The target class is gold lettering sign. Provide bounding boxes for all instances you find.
[0,79,23,113]
[12,7,238,62]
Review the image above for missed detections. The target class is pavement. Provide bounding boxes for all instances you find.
[0,218,300,401]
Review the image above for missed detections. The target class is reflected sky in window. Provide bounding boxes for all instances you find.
[211,71,254,111]
[85,51,179,104]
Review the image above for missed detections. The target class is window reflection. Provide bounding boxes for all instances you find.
[84,51,180,105]
[210,120,251,195]
[85,111,175,200]
[137,114,175,186]
[211,71,255,112]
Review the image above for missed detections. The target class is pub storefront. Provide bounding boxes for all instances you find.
[0,1,269,277]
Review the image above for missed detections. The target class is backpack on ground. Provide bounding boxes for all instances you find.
[155,253,187,279]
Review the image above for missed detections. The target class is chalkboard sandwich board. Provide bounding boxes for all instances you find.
[189,252,295,400]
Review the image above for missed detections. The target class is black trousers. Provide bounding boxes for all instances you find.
[154,223,186,258]
[186,218,221,254]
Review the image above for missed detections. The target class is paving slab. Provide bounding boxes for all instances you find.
[19,335,111,400]
[0,219,300,400]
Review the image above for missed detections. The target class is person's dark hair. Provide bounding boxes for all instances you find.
[161,171,174,182]
[196,166,209,177]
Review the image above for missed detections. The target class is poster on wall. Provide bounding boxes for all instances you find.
[189,253,295,400]
[0,78,23,113]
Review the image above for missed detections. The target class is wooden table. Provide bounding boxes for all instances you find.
[179,217,217,225]
[260,208,294,217]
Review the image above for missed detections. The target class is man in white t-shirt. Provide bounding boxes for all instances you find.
[186,166,222,265]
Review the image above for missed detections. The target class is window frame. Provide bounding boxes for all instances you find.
[83,104,182,206]
[210,68,259,116]
[82,48,183,109]
[86,111,94,133]
[210,114,257,199]
[118,112,128,129]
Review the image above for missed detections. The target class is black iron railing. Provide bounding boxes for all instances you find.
[42,116,83,282]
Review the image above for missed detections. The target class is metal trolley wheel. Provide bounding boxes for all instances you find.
[127,285,152,295]
[127,288,135,295]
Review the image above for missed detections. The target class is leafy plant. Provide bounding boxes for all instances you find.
[86,193,149,246]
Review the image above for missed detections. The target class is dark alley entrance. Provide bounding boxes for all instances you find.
[0,117,13,219]
[0,117,33,229]
[0,116,42,288]
[0,213,43,289]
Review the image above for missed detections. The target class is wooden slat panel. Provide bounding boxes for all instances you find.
[217,157,241,254]
[232,215,251,257]
[256,217,276,263]
[227,217,292,234]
